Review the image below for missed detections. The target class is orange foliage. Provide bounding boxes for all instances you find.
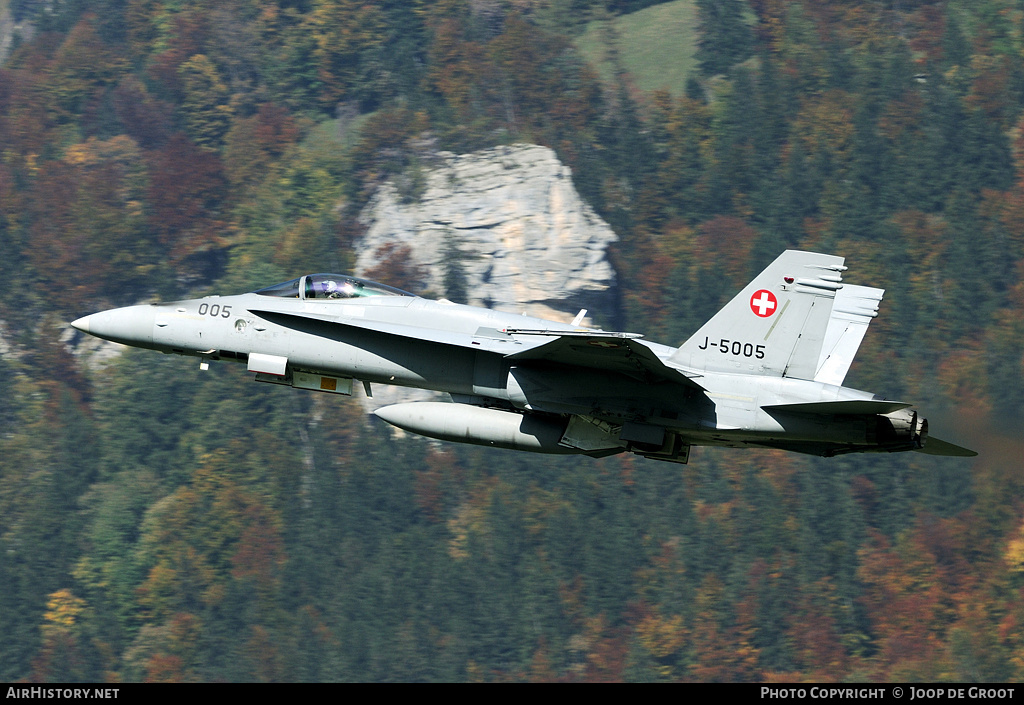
[47,16,127,120]
[363,243,429,293]
[999,177,1024,252]
[145,133,230,262]
[112,76,173,148]
[635,606,687,679]
[144,653,186,683]
[253,103,300,157]
[857,524,968,679]
[622,239,676,333]
[748,0,789,48]
[936,342,992,418]
[26,137,153,308]
[689,575,760,682]
[308,0,387,109]
[906,4,948,65]
[244,625,281,683]
[691,216,760,290]
[146,11,209,100]
[527,638,558,682]
[414,448,451,523]
[969,55,1013,127]
[580,615,629,681]
[230,503,288,591]
[794,91,855,170]
[878,91,925,142]
[428,18,487,122]
[0,67,53,159]
[789,579,848,680]
[136,451,288,628]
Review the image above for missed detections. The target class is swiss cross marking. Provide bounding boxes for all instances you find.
[750,289,778,317]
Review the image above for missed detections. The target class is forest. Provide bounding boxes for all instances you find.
[1,0,1023,682]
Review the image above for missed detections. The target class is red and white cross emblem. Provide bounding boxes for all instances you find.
[750,289,778,317]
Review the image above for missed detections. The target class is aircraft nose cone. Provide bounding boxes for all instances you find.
[72,305,156,347]
[71,315,92,334]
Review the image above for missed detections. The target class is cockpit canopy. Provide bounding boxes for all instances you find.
[254,274,414,300]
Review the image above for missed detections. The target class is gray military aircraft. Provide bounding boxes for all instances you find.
[72,250,975,462]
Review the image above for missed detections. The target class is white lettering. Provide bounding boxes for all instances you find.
[762,689,806,699]
[967,690,1015,700]
[804,689,889,699]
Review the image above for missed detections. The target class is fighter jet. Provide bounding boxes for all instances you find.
[72,250,975,462]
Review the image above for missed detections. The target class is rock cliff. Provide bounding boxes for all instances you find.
[356,144,618,326]
[0,6,33,66]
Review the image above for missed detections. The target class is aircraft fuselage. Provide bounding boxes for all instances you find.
[72,255,976,461]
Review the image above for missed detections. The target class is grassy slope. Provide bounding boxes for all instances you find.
[574,0,699,97]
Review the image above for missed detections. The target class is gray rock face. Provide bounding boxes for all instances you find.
[0,7,33,66]
[356,144,618,325]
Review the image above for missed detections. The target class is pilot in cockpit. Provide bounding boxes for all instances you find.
[317,279,360,299]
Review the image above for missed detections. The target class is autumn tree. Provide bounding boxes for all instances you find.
[46,15,127,123]
[695,0,754,76]
[178,54,234,150]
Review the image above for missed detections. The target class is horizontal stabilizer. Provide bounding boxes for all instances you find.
[915,437,978,457]
[762,399,913,415]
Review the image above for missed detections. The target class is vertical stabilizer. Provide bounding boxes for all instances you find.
[813,284,884,385]
[670,250,847,379]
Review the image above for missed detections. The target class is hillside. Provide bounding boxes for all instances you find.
[575,0,700,96]
[0,0,1022,683]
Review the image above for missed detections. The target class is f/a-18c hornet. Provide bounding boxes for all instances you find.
[72,250,976,463]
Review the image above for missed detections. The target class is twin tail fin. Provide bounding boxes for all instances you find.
[670,250,870,383]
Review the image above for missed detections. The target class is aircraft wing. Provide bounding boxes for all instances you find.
[503,330,704,389]
[248,308,534,354]
[249,309,703,388]
[247,309,648,359]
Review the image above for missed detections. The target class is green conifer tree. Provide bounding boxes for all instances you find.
[695,0,753,76]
